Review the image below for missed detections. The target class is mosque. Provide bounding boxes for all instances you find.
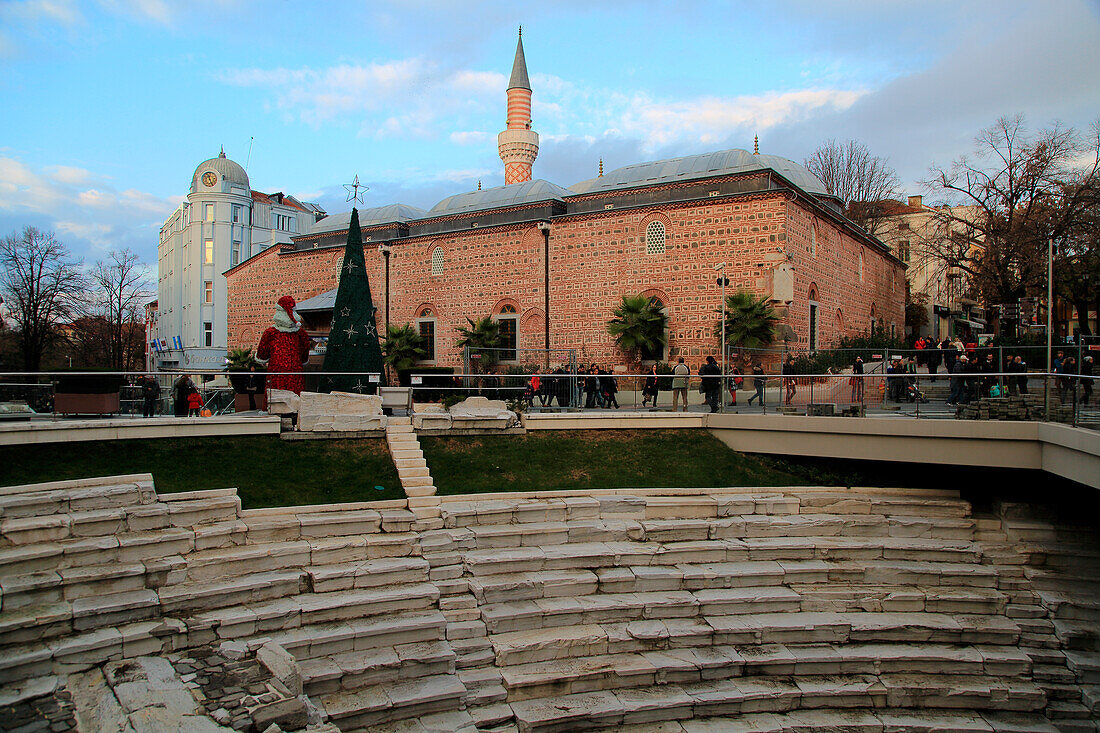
[225,32,904,369]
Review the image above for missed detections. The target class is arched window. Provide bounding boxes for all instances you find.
[811,223,817,257]
[431,247,444,276]
[859,250,865,282]
[645,221,666,255]
[808,288,819,352]
[417,307,436,362]
[870,304,877,335]
[497,304,518,362]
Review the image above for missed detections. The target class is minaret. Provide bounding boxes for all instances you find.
[498,27,539,185]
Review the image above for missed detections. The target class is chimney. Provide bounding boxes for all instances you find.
[908,195,923,209]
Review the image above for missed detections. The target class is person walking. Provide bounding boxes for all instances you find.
[583,366,600,408]
[671,357,690,411]
[642,364,660,407]
[927,342,942,381]
[186,387,203,417]
[948,355,969,405]
[600,368,619,408]
[728,364,743,407]
[849,355,865,402]
[699,355,722,413]
[172,374,194,417]
[747,362,766,407]
[782,354,797,405]
[1015,355,1029,394]
[141,375,160,418]
[941,338,956,374]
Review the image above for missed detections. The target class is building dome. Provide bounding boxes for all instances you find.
[190,149,249,194]
[570,148,828,197]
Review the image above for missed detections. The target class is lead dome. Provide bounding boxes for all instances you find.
[190,149,249,194]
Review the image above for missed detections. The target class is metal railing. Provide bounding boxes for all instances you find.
[0,369,1095,429]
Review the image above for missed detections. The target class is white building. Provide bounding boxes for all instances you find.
[153,149,323,370]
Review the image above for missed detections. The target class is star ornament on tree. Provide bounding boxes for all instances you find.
[340,307,351,317]
[344,175,368,204]
[344,259,358,273]
[343,324,358,339]
[364,323,377,337]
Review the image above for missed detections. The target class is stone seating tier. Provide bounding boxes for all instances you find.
[0,475,1096,731]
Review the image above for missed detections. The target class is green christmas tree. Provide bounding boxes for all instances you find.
[321,208,385,393]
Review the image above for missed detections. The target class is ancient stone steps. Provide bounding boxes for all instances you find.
[385,416,442,522]
[0,475,156,520]
[300,639,457,697]
[505,674,1047,733]
[486,611,1023,668]
[460,536,984,579]
[318,671,467,730]
[496,643,1034,703]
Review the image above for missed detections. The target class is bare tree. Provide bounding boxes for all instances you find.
[0,227,85,371]
[76,249,152,370]
[922,115,1100,307]
[804,139,901,235]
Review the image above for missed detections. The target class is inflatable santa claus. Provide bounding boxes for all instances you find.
[256,295,311,395]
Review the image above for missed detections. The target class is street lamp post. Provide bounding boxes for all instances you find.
[715,263,729,413]
[379,243,392,332]
[1045,237,1053,418]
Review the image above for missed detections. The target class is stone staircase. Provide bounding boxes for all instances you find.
[386,416,442,523]
[1,476,1098,731]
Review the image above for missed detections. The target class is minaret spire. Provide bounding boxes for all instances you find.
[753,134,759,155]
[598,159,604,177]
[498,28,538,184]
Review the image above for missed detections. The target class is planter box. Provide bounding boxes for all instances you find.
[234,393,268,413]
[54,392,120,416]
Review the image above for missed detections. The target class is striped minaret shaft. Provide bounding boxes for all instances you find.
[498,27,539,185]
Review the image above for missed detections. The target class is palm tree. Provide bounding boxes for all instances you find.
[715,290,780,350]
[455,316,502,372]
[607,294,668,362]
[382,324,426,380]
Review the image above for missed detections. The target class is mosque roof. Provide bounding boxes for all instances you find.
[569,148,828,197]
[427,179,571,216]
[295,287,338,313]
[191,149,249,193]
[508,32,530,91]
[308,203,428,235]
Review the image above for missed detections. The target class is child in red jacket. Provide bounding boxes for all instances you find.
[186,390,203,417]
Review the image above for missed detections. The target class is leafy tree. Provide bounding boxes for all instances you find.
[382,323,426,373]
[606,294,668,362]
[923,115,1100,306]
[0,227,85,371]
[804,139,901,235]
[456,316,502,372]
[714,290,780,350]
[905,292,930,338]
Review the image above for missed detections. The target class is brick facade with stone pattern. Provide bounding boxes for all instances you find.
[226,184,904,369]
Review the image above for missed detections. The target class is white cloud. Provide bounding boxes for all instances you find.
[450,131,488,145]
[0,155,175,262]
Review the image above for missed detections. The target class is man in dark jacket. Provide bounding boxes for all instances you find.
[699,355,722,413]
[141,376,160,418]
[948,355,969,405]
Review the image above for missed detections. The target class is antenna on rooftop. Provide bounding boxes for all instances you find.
[245,137,254,172]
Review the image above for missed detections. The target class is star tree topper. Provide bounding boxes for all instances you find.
[344,175,368,204]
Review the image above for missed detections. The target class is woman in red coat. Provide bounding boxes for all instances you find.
[256,295,311,395]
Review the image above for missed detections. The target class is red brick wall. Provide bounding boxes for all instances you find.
[227,192,905,369]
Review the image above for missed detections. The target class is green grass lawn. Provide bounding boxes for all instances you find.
[420,429,827,494]
[0,436,403,508]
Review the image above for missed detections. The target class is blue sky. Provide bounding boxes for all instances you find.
[1,0,1098,270]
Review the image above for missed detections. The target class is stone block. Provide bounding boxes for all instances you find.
[257,641,303,696]
[412,403,453,430]
[448,396,515,429]
[251,698,307,732]
[267,389,300,416]
[298,391,383,432]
